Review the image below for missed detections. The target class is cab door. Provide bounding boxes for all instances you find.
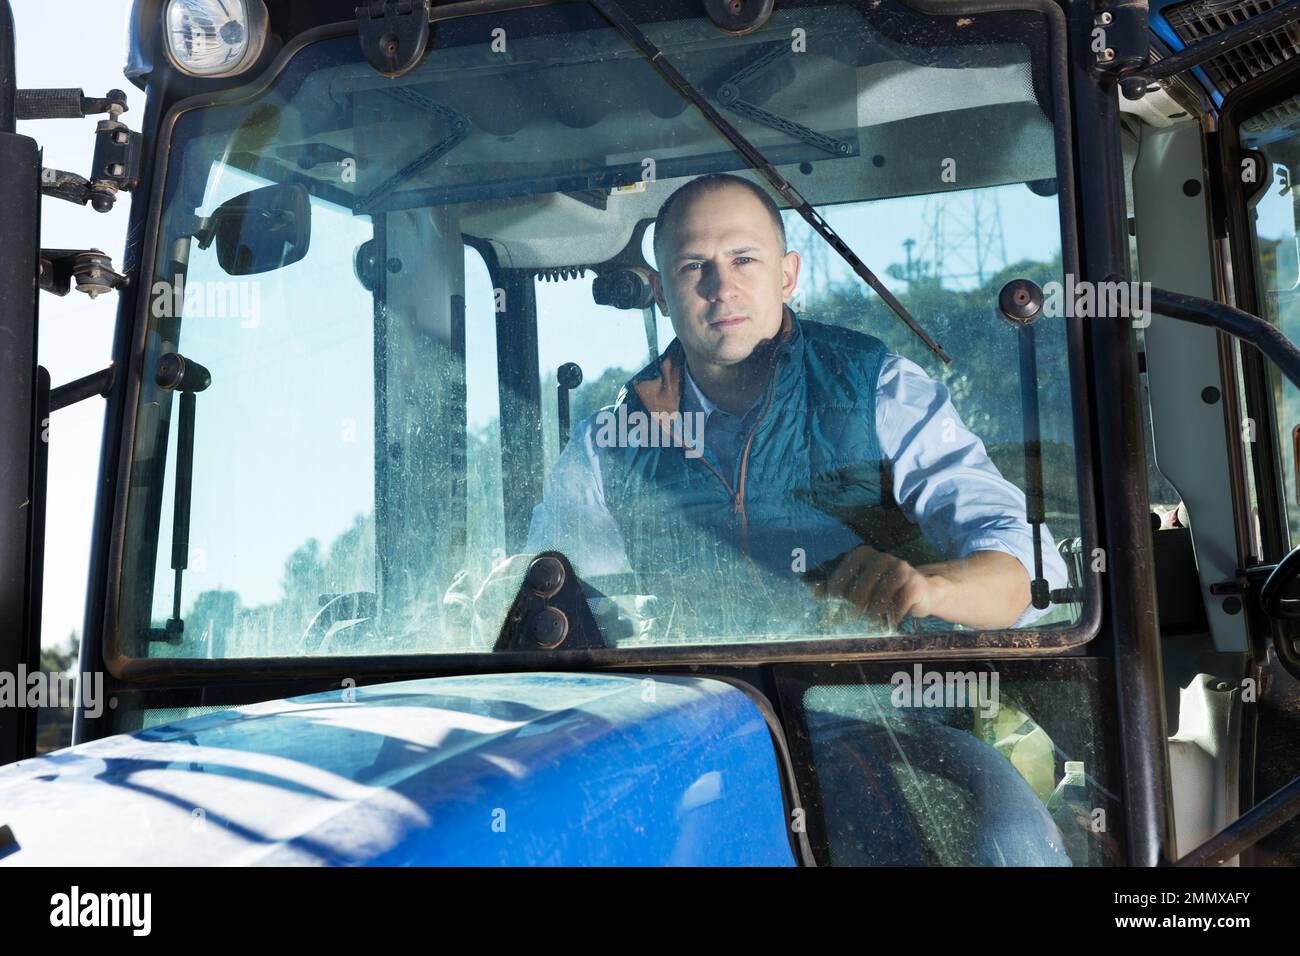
[1217,61,1300,865]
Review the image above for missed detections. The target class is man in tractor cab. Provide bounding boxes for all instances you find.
[472,173,1071,639]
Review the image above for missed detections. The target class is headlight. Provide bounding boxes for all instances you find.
[164,0,269,78]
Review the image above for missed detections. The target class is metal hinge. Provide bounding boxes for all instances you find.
[20,88,141,212]
[38,249,125,299]
[88,106,143,212]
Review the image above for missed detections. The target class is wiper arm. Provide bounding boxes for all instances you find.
[716,41,853,158]
[356,87,471,213]
[588,0,951,365]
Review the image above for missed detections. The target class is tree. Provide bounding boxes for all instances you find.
[35,632,79,754]
[39,631,78,674]
[803,253,1080,529]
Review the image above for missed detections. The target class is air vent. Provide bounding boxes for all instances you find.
[1166,0,1300,92]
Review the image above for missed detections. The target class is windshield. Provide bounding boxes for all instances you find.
[118,0,1084,661]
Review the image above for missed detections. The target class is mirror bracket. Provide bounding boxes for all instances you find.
[1089,0,1149,79]
[356,0,432,79]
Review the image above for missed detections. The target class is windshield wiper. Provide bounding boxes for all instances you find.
[588,0,951,365]
[356,87,471,213]
[715,41,853,158]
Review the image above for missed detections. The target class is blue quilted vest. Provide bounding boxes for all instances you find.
[600,310,935,635]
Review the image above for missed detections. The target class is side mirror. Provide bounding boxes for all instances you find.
[204,183,311,276]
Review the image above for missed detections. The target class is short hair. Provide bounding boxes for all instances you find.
[652,173,787,268]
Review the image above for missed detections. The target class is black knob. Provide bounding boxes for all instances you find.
[353,239,378,292]
[526,555,565,598]
[703,0,776,36]
[89,187,116,213]
[156,352,212,393]
[531,606,569,649]
[1121,78,1149,101]
[557,363,584,390]
[999,279,1044,326]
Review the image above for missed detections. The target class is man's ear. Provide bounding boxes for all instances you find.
[781,249,802,302]
[647,268,670,315]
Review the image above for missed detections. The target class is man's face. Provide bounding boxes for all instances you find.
[650,184,800,369]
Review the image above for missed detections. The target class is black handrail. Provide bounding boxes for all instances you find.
[1146,284,1300,860]
[49,366,114,413]
[1,0,16,133]
[1123,0,1300,94]
[1150,286,1300,390]
[1178,773,1300,865]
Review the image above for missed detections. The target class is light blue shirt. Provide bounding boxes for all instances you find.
[528,351,1072,628]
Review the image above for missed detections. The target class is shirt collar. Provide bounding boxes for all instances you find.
[677,307,799,421]
[681,364,718,419]
[682,363,765,423]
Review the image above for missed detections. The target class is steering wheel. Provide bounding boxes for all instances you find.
[1259,545,1300,619]
[300,591,378,654]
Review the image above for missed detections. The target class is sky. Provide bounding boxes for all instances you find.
[14,0,135,652]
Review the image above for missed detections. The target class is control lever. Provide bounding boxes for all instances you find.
[557,362,583,447]
[15,88,125,120]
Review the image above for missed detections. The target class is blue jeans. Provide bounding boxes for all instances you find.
[808,717,1074,866]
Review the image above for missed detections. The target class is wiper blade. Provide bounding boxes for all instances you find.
[588,0,951,365]
[716,41,853,157]
[356,87,471,213]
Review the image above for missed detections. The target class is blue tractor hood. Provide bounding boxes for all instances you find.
[0,673,798,866]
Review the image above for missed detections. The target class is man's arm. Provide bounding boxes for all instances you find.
[825,353,1070,629]
[824,544,1033,630]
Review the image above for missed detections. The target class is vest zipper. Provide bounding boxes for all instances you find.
[687,339,784,558]
[732,344,782,557]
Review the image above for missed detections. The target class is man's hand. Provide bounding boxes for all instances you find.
[814,545,938,630]
[813,545,1032,630]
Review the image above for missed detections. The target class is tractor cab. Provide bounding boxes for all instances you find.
[2,0,1300,868]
